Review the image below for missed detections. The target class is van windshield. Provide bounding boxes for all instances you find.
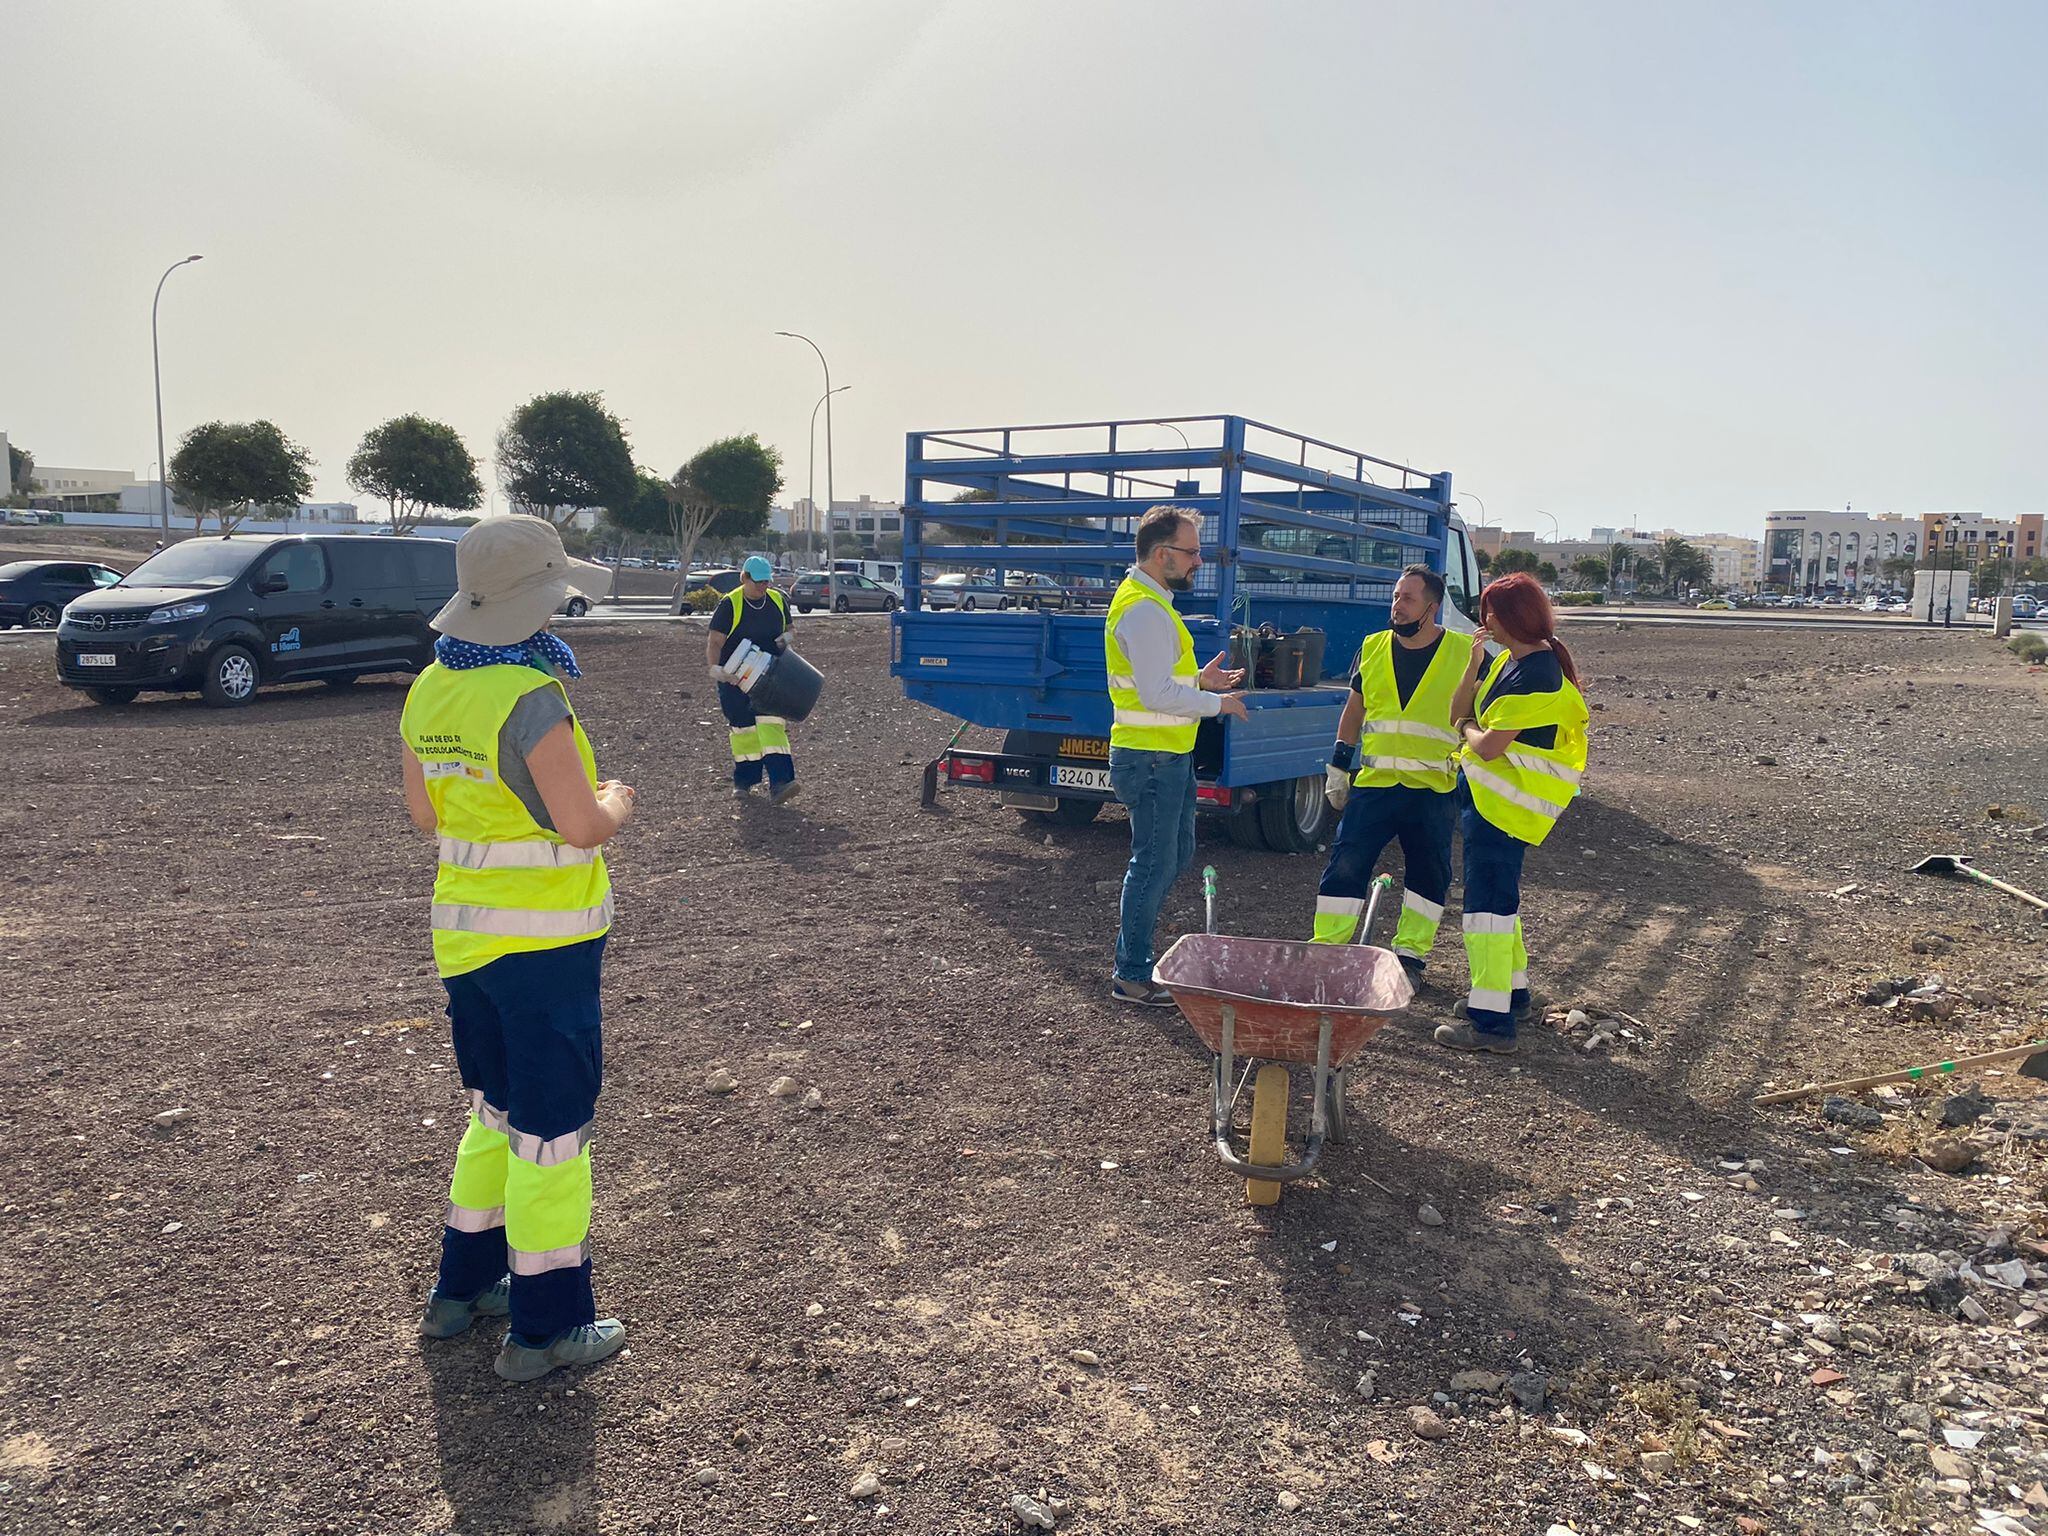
[123,541,260,589]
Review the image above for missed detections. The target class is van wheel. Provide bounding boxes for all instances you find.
[89,686,138,706]
[201,644,261,708]
[1256,774,1331,853]
[1225,793,1269,850]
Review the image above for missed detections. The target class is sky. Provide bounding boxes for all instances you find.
[4,0,2044,540]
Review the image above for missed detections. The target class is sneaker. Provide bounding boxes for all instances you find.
[771,780,801,806]
[733,784,758,802]
[419,1277,510,1340]
[1110,976,1175,1008]
[1432,1021,1519,1055]
[493,1318,628,1383]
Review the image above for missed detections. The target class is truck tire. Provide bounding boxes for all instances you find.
[200,643,261,708]
[1033,796,1102,827]
[1225,793,1269,850]
[1256,774,1331,854]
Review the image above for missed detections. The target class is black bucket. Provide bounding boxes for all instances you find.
[747,649,825,721]
[1293,627,1328,683]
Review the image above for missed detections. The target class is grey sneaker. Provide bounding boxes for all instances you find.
[771,780,802,806]
[419,1277,510,1339]
[1110,976,1175,1008]
[493,1318,628,1383]
[1432,1021,1519,1054]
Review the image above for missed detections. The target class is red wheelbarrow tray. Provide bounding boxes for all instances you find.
[1153,933,1414,1067]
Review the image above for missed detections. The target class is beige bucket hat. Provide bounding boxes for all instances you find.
[431,515,573,645]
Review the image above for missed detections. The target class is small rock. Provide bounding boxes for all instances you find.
[1938,1090,1990,1128]
[1960,1296,1993,1324]
[704,1068,739,1095]
[1822,1096,1884,1130]
[1010,1492,1056,1529]
[1353,1370,1377,1401]
[1910,931,1954,955]
[1754,754,1777,766]
[693,1468,721,1488]
[805,1302,825,1318]
[801,1088,825,1112]
[848,1471,883,1499]
[1408,1405,1451,1440]
[1921,1139,1977,1175]
[1928,1446,1970,1480]
[1417,1204,1445,1228]
[1639,1450,1676,1477]
[1508,1372,1549,1411]
[766,1076,800,1098]
[1449,1369,1506,1394]
[1067,1349,1101,1369]
[1277,1491,1303,1513]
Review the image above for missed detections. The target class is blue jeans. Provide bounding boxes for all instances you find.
[1110,747,1197,983]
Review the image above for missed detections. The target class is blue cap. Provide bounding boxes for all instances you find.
[742,556,774,582]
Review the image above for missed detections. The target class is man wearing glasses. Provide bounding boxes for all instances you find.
[1104,506,1247,1006]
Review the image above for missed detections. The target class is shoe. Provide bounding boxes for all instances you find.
[419,1277,510,1339]
[771,780,801,806]
[493,1318,628,1383]
[1432,1021,1519,1054]
[1110,976,1175,1008]
[733,784,758,802]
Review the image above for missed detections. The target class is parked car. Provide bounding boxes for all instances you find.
[926,572,1014,611]
[558,588,592,618]
[684,568,745,597]
[1004,572,1071,611]
[2014,597,2041,620]
[54,534,458,707]
[1695,597,1733,611]
[790,570,899,613]
[0,559,125,628]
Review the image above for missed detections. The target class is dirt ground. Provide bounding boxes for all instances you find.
[3,617,2047,1536]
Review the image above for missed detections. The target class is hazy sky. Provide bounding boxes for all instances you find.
[6,0,2043,538]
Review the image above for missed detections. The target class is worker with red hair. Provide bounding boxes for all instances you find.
[1437,573,1590,1053]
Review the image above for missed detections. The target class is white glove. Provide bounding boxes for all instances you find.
[708,663,730,684]
[1325,763,1352,810]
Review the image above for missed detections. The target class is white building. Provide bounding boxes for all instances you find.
[1762,509,1921,595]
[33,464,138,496]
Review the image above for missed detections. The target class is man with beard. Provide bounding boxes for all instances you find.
[1104,505,1247,1006]
[1311,565,1474,985]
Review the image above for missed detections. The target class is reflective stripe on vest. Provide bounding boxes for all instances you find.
[1351,629,1473,793]
[1461,651,1590,847]
[1103,574,1200,753]
[400,661,613,977]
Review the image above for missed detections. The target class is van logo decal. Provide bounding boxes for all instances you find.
[88,613,108,631]
[271,627,302,654]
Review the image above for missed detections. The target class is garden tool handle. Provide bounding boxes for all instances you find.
[1960,865,2048,911]
[1356,873,1396,945]
[1202,866,1217,935]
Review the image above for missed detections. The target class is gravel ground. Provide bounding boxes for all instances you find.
[2,617,2046,1536]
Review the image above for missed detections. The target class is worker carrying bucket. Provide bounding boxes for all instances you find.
[706,556,821,805]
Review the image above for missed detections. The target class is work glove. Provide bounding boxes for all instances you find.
[1325,763,1352,811]
[707,664,729,685]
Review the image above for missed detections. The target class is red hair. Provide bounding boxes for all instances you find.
[1479,572,1581,688]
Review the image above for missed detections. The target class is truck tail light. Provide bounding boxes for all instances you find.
[1196,784,1232,807]
[946,755,996,784]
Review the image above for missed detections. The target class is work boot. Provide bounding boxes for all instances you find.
[733,784,757,802]
[493,1318,628,1383]
[771,780,802,806]
[1110,976,1175,1008]
[419,1277,510,1340]
[1432,1021,1519,1055]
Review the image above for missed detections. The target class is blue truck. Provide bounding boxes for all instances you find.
[889,415,1482,852]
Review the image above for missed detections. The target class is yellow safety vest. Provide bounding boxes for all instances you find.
[1459,650,1590,846]
[721,585,788,643]
[400,662,614,978]
[1351,628,1473,793]
[1104,574,1200,752]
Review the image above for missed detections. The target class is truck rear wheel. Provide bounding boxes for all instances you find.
[1225,793,1268,850]
[1256,774,1330,854]
[1033,797,1102,827]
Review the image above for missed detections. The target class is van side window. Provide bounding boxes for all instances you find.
[1444,530,1475,620]
[259,544,328,594]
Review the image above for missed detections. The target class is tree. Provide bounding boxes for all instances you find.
[1975,557,2011,598]
[496,391,635,527]
[1473,546,1492,573]
[656,435,785,612]
[1492,547,1540,575]
[1659,536,1712,596]
[1536,560,1559,585]
[1570,555,1608,590]
[1880,555,1916,585]
[7,444,37,498]
[168,420,315,534]
[346,415,483,534]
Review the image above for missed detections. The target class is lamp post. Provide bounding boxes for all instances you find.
[151,255,203,544]
[776,331,835,571]
[806,384,851,561]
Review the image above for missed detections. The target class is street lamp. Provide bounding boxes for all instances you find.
[776,331,836,570]
[1457,491,1488,526]
[151,254,203,544]
[806,385,851,560]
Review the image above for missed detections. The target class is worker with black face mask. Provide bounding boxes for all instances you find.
[1309,564,1475,980]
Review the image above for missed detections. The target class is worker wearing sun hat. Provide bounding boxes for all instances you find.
[706,554,800,805]
[398,514,635,1383]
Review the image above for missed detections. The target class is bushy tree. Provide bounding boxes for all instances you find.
[1659,536,1712,596]
[1536,560,1559,585]
[1570,555,1608,590]
[496,391,635,527]
[169,420,314,533]
[660,435,785,613]
[346,415,483,534]
[1492,547,1540,576]
[7,444,37,499]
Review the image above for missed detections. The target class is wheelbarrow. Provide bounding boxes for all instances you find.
[1153,871,1413,1205]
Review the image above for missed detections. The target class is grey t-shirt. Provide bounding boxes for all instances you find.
[498,680,573,831]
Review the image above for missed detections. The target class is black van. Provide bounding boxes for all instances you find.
[55,534,458,707]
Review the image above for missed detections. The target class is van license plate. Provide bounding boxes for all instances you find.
[1051,765,1111,792]
[77,653,117,667]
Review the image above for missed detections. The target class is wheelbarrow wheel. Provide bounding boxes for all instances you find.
[1245,1063,1290,1207]
[1322,1067,1350,1145]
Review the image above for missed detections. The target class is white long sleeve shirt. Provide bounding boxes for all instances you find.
[1112,568,1220,721]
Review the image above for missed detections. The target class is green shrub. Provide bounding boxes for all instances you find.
[684,586,725,613]
[2008,632,2048,663]
[1556,591,1605,607]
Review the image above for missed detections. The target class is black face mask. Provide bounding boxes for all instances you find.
[1390,618,1424,638]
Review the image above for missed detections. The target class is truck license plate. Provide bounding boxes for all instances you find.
[76,653,117,667]
[1051,765,1111,792]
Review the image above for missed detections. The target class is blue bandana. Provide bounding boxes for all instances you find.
[434,630,583,679]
